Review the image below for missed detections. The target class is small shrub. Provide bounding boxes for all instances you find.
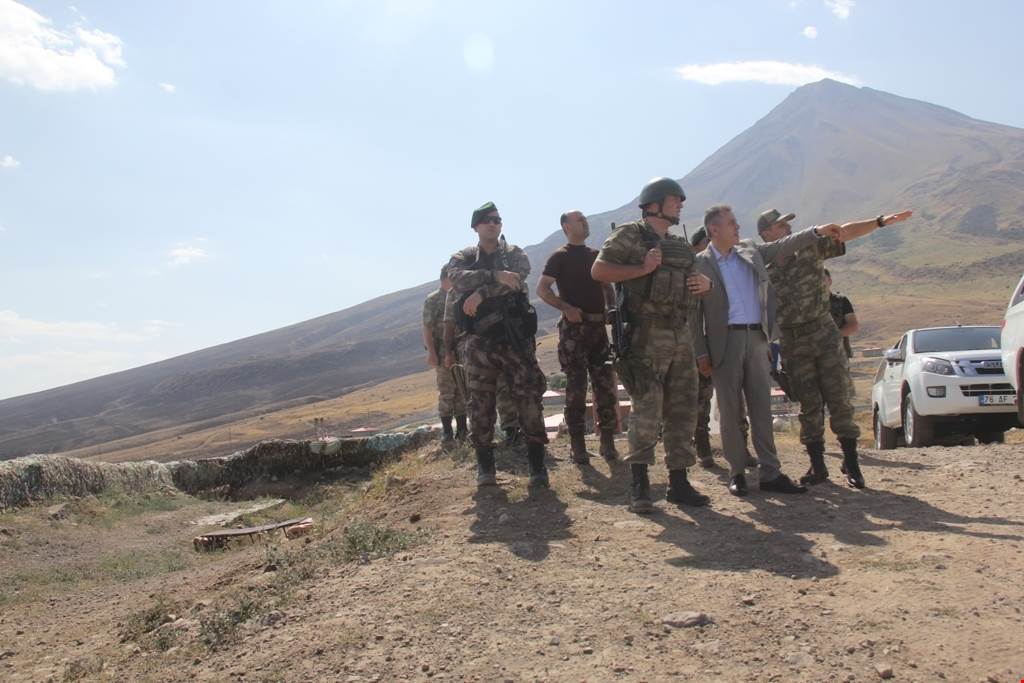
[124,595,180,642]
[199,594,261,650]
[329,518,420,564]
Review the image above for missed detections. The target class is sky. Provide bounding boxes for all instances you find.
[1,0,1023,400]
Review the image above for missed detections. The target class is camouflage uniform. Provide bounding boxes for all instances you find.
[557,318,618,435]
[767,236,859,445]
[597,220,699,470]
[829,291,857,398]
[423,289,466,419]
[446,243,548,450]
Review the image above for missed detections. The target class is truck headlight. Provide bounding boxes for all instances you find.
[921,358,955,376]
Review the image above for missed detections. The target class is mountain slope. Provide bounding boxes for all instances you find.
[3,79,1023,459]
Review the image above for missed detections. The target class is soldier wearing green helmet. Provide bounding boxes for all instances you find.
[591,177,713,513]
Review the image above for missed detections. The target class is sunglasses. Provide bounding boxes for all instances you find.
[480,216,503,225]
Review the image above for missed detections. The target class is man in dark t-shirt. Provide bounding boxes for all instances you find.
[538,210,619,465]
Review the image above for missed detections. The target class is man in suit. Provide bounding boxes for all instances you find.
[693,204,839,496]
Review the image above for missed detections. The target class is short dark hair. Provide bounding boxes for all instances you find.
[704,204,733,229]
[559,212,570,227]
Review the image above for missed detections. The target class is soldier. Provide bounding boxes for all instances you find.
[537,209,620,465]
[422,265,468,444]
[447,202,550,488]
[759,208,912,488]
[591,177,712,513]
[825,268,858,397]
[689,226,753,469]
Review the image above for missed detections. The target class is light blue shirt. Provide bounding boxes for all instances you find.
[710,243,761,325]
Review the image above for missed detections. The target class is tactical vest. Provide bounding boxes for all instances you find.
[452,246,538,344]
[619,224,694,329]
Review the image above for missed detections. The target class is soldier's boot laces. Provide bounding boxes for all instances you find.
[666,468,710,507]
[599,429,619,463]
[504,426,521,448]
[569,430,591,465]
[454,415,468,441]
[628,464,655,514]
[799,441,829,485]
[527,443,549,488]
[694,431,714,467]
[440,416,455,444]
[838,437,866,489]
[475,447,497,487]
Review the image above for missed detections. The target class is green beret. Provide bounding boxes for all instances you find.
[471,201,498,228]
[690,226,708,247]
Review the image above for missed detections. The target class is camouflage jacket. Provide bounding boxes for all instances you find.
[446,240,531,299]
[767,233,846,328]
[596,220,698,325]
[422,288,447,351]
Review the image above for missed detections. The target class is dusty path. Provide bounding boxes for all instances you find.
[2,436,1023,682]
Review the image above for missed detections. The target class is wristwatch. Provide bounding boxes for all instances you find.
[876,214,886,228]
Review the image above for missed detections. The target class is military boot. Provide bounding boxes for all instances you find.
[526,442,549,488]
[440,416,455,445]
[666,468,710,507]
[799,441,829,485]
[454,415,468,441]
[598,429,619,463]
[839,437,866,489]
[475,446,497,487]
[569,429,590,465]
[629,464,654,514]
[694,431,714,468]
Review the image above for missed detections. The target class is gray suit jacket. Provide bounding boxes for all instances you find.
[694,227,821,368]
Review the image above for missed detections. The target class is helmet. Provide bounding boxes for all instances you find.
[638,177,685,208]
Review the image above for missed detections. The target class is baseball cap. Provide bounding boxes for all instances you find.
[757,208,796,233]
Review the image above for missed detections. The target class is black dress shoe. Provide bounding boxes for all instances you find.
[728,474,748,497]
[759,473,808,494]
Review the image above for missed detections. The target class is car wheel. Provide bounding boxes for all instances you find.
[976,431,1005,445]
[873,408,897,450]
[902,394,934,448]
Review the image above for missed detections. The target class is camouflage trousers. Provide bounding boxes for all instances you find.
[618,326,699,470]
[695,373,749,440]
[457,337,518,431]
[463,334,548,449]
[557,318,618,435]
[779,315,860,444]
[434,366,466,418]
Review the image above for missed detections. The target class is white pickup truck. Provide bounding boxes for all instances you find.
[1001,273,1024,425]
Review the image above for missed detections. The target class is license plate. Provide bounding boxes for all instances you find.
[979,394,1017,406]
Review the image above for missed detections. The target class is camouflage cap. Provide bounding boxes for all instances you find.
[470,201,499,228]
[690,226,708,247]
[756,208,796,233]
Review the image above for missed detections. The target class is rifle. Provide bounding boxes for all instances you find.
[451,363,468,400]
[495,235,537,356]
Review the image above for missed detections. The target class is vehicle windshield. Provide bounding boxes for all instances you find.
[912,327,1001,353]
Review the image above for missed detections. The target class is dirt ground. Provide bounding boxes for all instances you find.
[1,431,1023,683]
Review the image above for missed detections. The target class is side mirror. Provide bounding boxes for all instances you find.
[884,348,905,364]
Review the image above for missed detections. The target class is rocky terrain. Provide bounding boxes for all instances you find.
[1,430,1022,682]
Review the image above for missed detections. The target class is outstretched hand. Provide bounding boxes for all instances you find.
[815,223,842,240]
[881,209,913,226]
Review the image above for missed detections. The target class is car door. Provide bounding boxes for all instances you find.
[882,334,907,426]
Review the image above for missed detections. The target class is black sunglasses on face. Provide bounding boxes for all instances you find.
[481,216,502,225]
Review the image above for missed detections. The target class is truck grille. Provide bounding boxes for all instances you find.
[959,383,1015,397]
[957,358,1003,376]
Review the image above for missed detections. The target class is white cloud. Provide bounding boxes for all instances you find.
[675,61,861,87]
[0,309,167,343]
[825,0,854,19]
[168,240,209,267]
[1,154,19,168]
[159,82,175,94]
[0,0,126,91]
[463,33,495,73]
[803,26,818,39]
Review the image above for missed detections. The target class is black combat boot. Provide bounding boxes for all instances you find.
[694,431,714,468]
[839,437,866,489]
[475,446,496,487]
[454,415,468,441]
[569,429,590,465]
[666,468,710,507]
[629,464,654,514]
[441,416,454,444]
[599,429,619,463]
[503,426,521,447]
[799,441,829,485]
[526,442,549,488]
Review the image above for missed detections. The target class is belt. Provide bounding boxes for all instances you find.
[728,323,762,331]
